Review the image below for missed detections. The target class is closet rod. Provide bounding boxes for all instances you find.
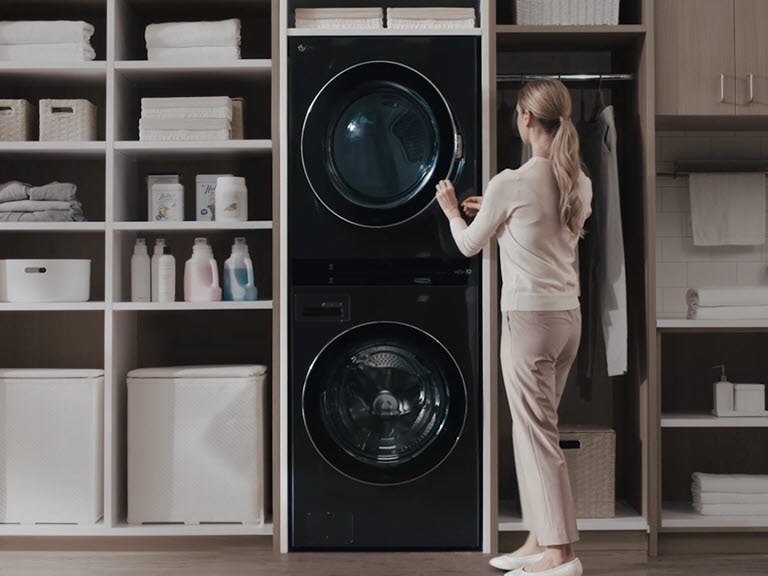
[497,73,635,83]
[657,160,768,177]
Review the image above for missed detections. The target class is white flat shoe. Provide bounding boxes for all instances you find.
[489,551,545,571]
[505,557,583,576]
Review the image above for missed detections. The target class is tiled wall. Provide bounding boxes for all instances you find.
[655,131,768,317]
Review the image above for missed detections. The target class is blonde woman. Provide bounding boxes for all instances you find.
[436,79,592,576]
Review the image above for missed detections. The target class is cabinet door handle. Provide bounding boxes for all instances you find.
[720,74,725,103]
[748,73,755,103]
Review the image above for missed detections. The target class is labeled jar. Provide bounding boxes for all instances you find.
[151,182,184,222]
[215,176,248,222]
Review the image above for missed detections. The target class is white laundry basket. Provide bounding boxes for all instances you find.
[127,364,268,525]
[0,369,104,524]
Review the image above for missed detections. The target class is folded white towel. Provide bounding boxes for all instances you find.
[0,42,95,62]
[147,45,240,62]
[687,286,768,308]
[140,107,232,120]
[139,117,231,131]
[387,18,477,29]
[387,7,476,20]
[295,8,383,19]
[687,304,768,320]
[693,490,768,504]
[141,96,232,110]
[693,502,768,515]
[139,128,231,142]
[295,18,384,29]
[692,472,768,494]
[145,19,240,48]
[0,20,94,44]
[689,173,766,246]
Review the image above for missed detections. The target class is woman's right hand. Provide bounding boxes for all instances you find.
[461,196,483,217]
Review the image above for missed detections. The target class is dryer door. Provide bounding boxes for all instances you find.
[301,61,463,228]
[302,321,467,485]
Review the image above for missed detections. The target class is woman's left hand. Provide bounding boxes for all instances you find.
[435,179,461,219]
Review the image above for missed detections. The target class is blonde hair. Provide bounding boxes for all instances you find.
[517,79,586,236]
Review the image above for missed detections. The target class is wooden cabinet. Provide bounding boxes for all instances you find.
[656,0,768,116]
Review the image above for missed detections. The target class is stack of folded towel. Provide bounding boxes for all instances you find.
[387,7,477,29]
[686,286,768,320]
[295,8,384,29]
[692,472,768,515]
[139,96,234,141]
[0,181,85,222]
[0,20,95,62]
[145,19,241,63]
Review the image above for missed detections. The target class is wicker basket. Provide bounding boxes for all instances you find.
[39,99,97,141]
[515,0,620,25]
[560,426,615,518]
[0,99,33,141]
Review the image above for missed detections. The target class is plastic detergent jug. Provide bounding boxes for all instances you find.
[222,237,258,301]
[183,237,221,302]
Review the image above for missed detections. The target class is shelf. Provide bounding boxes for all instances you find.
[662,413,768,428]
[498,500,648,532]
[114,59,272,81]
[0,521,273,537]
[0,223,106,233]
[113,301,273,311]
[662,502,768,530]
[0,62,107,81]
[114,140,272,157]
[287,28,481,37]
[0,142,106,157]
[113,221,272,231]
[0,302,105,312]
[657,317,768,331]
[496,25,645,50]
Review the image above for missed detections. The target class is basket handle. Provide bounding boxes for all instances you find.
[24,266,48,275]
[559,440,581,450]
[51,106,75,115]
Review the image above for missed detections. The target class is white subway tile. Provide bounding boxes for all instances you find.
[660,136,712,163]
[656,262,687,287]
[655,212,684,237]
[683,213,693,237]
[710,137,763,159]
[709,245,764,262]
[687,262,740,286]
[655,286,663,314]
[737,263,768,285]
[660,187,690,212]
[656,237,663,262]
[662,287,688,315]
[662,237,711,262]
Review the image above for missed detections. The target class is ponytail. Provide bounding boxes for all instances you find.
[551,117,585,237]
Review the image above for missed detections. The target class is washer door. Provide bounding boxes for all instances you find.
[301,61,463,228]
[302,322,467,485]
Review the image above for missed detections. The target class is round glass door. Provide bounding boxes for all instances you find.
[302,322,467,485]
[302,61,462,228]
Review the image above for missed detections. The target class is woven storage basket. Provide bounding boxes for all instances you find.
[0,99,33,141]
[39,99,97,141]
[560,426,615,518]
[515,0,620,25]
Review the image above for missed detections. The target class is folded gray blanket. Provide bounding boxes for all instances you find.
[0,180,79,203]
[0,210,85,222]
[0,199,82,213]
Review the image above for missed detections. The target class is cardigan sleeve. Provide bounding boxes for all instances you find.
[448,177,511,257]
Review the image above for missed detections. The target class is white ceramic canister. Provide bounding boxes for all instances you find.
[215,176,248,222]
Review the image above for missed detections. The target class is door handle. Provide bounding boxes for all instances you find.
[720,74,725,103]
[748,73,755,103]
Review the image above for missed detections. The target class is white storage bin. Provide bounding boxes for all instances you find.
[127,364,268,525]
[0,369,104,524]
[515,0,620,25]
[39,98,97,141]
[0,259,90,303]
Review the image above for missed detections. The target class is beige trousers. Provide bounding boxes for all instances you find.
[500,309,580,546]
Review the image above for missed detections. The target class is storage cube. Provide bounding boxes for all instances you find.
[127,365,268,525]
[0,259,91,303]
[0,369,104,524]
[560,426,615,518]
[0,99,33,141]
[39,99,97,141]
[515,0,620,25]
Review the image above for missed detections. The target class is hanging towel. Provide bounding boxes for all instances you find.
[692,472,768,494]
[0,20,94,44]
[145,19,240,48]
[147,45,240,62]
[0,42,95,62]
[689,172,766,246]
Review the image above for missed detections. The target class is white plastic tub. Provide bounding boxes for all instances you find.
[0,259,90,302]
[127,364,268,525]
[0,368,104,524]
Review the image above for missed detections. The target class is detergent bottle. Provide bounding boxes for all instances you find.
[222,237,258,301]
[183,237,222,302]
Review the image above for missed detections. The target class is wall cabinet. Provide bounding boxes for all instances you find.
[656,0,768,116]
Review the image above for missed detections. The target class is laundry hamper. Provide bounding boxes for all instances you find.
[0,99,33,141]
[560,426,615,518]
[0,369,104,524]
[127,365,268,525]
[39,98,97,141]
[515,0,620,25]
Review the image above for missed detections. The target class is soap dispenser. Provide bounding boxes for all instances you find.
[712,363,734,416]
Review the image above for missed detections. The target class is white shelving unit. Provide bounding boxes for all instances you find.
[0,0,275,537]
[498,501,649,532]
[662,502,768,530]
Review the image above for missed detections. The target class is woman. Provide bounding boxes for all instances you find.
[436,79,592,576]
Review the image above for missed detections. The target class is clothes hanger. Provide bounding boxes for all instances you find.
[590,74,606,122]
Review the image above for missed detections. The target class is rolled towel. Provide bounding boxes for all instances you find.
[145,19,240,48]
[692,472,768,494]
[0,20,94,44]
[0,42,95,62]
[147,45,240,62]
[0,181,30,203]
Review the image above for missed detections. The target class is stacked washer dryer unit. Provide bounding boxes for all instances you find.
[288,35,482,550]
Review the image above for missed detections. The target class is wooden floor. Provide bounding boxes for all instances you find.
[0,542,767,575]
